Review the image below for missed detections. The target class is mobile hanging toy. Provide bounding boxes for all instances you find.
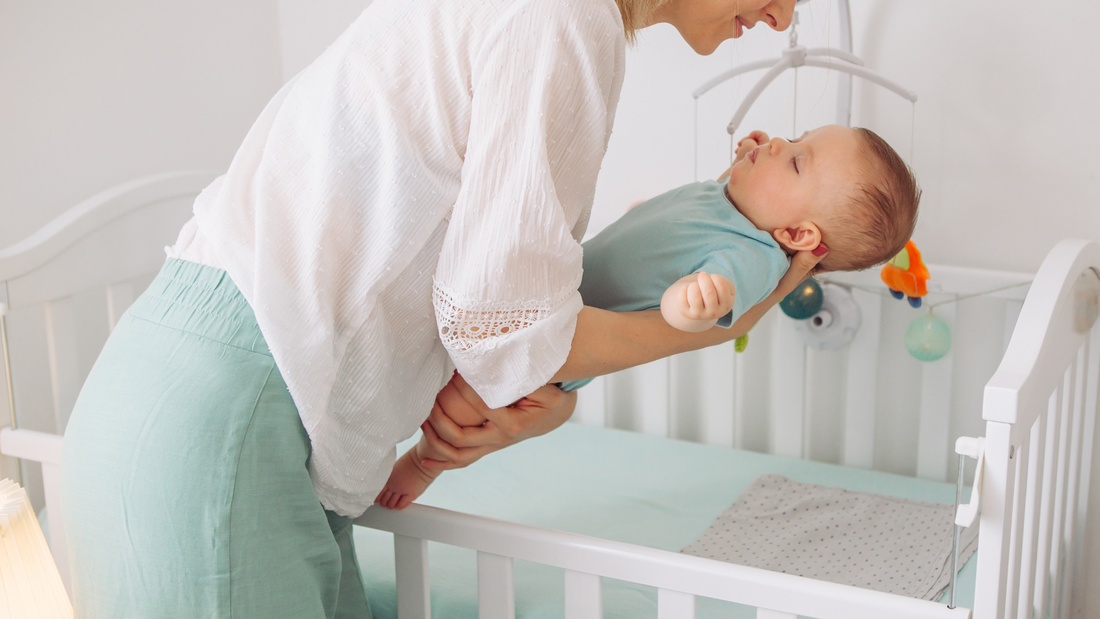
[881,240,930,308]
[905,312,951,362]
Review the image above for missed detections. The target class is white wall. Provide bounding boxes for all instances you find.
[275,0,373,81]
[0,0,284,250]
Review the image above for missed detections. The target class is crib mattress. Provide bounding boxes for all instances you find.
[354,423,977,618]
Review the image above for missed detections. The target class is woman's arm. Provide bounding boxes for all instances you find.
[431,1,623,410]
[421,246,827,464]
[551,244,826,382]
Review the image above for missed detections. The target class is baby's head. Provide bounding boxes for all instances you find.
[726,125,920,272]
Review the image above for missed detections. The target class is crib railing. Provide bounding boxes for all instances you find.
[355,503,971,619]
[974,240,1100,619]
[573,263,1032,485]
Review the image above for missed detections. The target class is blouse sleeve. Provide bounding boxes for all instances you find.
[433,0,624,408]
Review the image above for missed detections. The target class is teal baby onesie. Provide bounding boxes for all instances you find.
[564,180,788,391]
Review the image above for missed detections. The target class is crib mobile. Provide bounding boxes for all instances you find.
[694,2,980,367]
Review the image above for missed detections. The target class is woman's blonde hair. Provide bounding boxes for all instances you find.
[615,0,670,43]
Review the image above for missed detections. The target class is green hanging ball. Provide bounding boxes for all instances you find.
[780,278,824,320]
[905,314,952,362]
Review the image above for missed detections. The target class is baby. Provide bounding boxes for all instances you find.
[376,124,920,510]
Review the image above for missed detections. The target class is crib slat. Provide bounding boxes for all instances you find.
[43,299,81,434]
[573,376,607,427]
[1068,326,1100,616]
[917,302,955,481]
[1058,339,1092,619]
[478,551,515,619]
[657,588,695,619]
[563,570,601,619]
[643,358,671,437]
[734,320,768,451]
[971,421,1014,619]
[1004,435,1029,619]
[756,608,798,619]
[1047,352,1080,619]
[106,282,136,332]
[394,534,431,619]
[668,351,699,442]
[700,342,735,447]
[843,288,881,469]
[40,461,71,597]
[607,359,669,437]
[771,314,805,458]
[1016,415,1046,619]
[1033,378,1066,617]
[669,344,735,444]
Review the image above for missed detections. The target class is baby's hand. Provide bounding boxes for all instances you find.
[719,131,770,181]
[734,130,770,164]
[678,272,736,321]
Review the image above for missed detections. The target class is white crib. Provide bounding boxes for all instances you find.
[0,175,1097,619]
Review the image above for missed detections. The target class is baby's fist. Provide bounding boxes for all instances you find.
[680,272,736,320]
[734,130,770,164]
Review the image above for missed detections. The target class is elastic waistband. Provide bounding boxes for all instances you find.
[126,259,270,356]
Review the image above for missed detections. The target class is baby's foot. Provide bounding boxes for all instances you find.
[375,449,441,510]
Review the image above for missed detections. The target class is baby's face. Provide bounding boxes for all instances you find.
[726,125,862,245]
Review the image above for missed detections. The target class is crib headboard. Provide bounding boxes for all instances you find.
[573,262,1033,485]
[0,171,214,503]
[974,240,1100,619]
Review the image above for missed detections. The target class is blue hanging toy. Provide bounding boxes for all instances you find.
[905,313,951,362]
[779,278,824,320]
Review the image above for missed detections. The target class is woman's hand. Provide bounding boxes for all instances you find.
[419,372,576,470]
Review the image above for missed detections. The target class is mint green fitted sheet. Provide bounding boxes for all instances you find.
[354,423,976,618]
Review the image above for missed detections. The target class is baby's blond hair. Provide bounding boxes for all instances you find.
[818,128,920,273]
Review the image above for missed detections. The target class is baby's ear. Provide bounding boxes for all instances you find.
[773,223,821,252]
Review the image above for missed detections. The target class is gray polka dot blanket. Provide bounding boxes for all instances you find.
[681,474,979,601]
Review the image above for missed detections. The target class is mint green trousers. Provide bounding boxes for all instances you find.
[60,259,372,618]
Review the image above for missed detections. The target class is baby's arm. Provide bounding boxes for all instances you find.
[660,272,736,332]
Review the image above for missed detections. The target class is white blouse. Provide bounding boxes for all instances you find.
[169,0,626,516]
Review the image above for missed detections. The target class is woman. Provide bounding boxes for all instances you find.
[61,0,814,616]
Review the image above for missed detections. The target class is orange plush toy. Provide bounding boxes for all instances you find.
[881,240,930,308]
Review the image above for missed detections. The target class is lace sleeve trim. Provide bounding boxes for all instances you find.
[433,274,583,357]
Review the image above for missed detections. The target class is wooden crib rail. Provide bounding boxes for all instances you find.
[974,239,1100,619]
[356,503,973,619]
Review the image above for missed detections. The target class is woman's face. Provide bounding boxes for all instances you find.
[650,0,796,55]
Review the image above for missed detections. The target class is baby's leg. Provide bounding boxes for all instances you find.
[375,404,487,510]
[375,437,441,510]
